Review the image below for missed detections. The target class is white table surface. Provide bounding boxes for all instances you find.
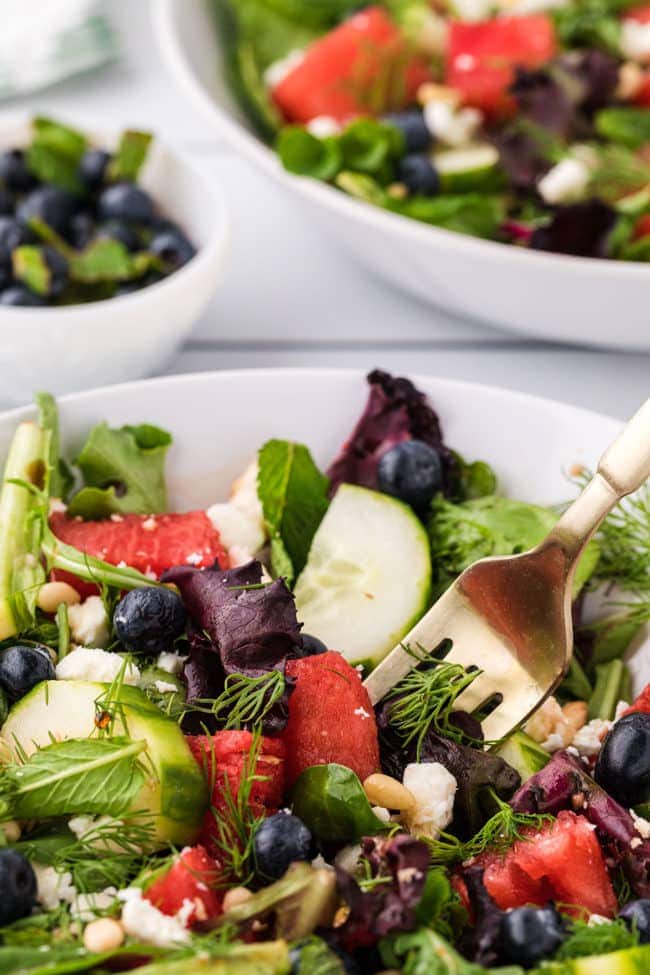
[3,0,649,419]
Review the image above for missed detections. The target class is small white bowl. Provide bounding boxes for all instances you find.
[0,115,229,404]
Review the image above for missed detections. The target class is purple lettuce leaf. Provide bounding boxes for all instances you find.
[556,49,620,113]
[335,835,431,950]
[326,369,454,496]
[458,868,506,967]
[530,200,617,257]
[511,749,650,897]
[494,128,553,192]
[510,66,576,138]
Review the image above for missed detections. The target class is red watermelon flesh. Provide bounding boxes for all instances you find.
[144,845,223,926]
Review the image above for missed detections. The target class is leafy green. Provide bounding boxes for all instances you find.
[591,483,649,591]
[0,943,170,975]
[414,866,467,940]
[189,671,286,730]
[35,392,74,501]
[67,421,172,518]
[257,439,329,583]
[596,107,650,149]
[291,763,389,842]
[555,918,639,960]
[289,936,346,975]
[552,0,631,54]
[580,598,650,671]
[107,129,153,182]
[380,927,522,975]
[277,128,343,180]
[11,247,51,296]
[69,239,155,283]
[447,453,498,503]
[0,737,147,821]
[588,659,631,720]
[26,117,87,194]
[339,119,405,174]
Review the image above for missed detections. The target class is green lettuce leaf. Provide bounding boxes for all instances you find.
[11,246,51,296]
[67,421,172,518]
[35,392,74,501]
[257,439,329,584]
[107,129,153,182]
[380,928,523,974]
[69,239,155,283]
[291,763,389,842]
[26,116,87,195]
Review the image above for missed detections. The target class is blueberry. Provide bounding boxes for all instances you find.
[0,188,14,216]
[69,211,95,250]
[595,712,650,806]
[377,440,443,512]
[398,154,440,196]
[149,228,196,269]
[17,186,79,237]
[383,111,432,153]
[254,812,314,880]
[299,633,328,657]
[96,219,140,251]
[79,148,111,190]
[0,644,55,701]
[0,850,37,925]
[41,245,68,298]
[0,149,37,193]
[98,182,155,224]
[114,586,187,655]
[0,216,33,264]
[500,906,566,967]
[0,285,47,306]
[619,899,650,943]
[115,270,163,296]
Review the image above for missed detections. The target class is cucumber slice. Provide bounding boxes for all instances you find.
[433,144,501,193]
[493,730,549,783]
[1,681,208,847]
[294,484,431,667]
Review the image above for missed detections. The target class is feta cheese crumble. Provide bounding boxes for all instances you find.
[537,157,591,205]
[631,809,650,839]
[207,461,266,563]
[402,763,457,839]
[572,718,612,758]
[423,99,483,147]
[67,596,110,649]
[620,19,650,64]
[33,863,76,911]
[157,651,187,675]
[56,648,140,685]
[307,116,341,138]
[118,888,191,947]
[263,49,305,88]
[154,679,179,695]
[71,887,118,922]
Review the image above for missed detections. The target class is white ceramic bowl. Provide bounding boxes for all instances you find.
[0,115,229,404]
[155,0,650,352]
[0,368,647,688]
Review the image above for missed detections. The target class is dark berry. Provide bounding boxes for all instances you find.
[114,586,187,655]
[149,228,195,269]
[115,270,163,296]
[0,286,46,306]
[98,182,155,223]
[79,148,111,189]
[0,149,37,193]
[500,906,566,968]
[0,217,32,264]
[0,644,55,701]
[96,219,140,251]
[619,899,650,944]
[398,154,440,196]
[383,111,432,153]
[17,186,79,237]
[69,211,95,250]
[299,633,328,657]
[254,812,314,880]
[0,188,14,216]
[377,439,443,512]
[41,245,68,298]
[595,712,650,806]
[0,850,37,925]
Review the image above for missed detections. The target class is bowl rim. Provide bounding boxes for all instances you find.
[153,0,650,279]
[0,109,229,315]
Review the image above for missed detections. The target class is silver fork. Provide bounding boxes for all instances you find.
[363,398,650,741]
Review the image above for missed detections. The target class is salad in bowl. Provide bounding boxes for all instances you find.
[0,371,647,975]
[217,0,650,261]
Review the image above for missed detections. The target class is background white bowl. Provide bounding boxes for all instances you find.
[155,0,650,352]
[0,115,229,404]
[0,368,647,689]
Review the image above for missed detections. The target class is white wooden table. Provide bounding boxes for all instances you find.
[4,0,649,418]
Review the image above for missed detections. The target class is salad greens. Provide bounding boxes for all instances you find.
[291,763,390,841]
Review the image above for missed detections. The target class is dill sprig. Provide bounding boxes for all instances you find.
[190,671,286,731]
[56,816,156,892]
[589,145,650,202]
[555,917,639,961]
[591,482,649,592]
[425,793,554,865]
[386,649,482,757]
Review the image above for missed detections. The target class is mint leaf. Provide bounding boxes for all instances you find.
[257,439,329,584]
[67,421,172,518]
[107,129,153,182]
[12,246,51,296]
[26,116,87,194]
[0,737,147,820]
[69,238,154,283]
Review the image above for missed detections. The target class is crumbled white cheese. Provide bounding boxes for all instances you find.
[424,99,483,147]
[70,887,118,922]
[572,718,612,758]
[33,863,76,911]
[157,651,187,675]
[615,700,630,721]
[354,707,371,720]
[263,49,305,88]
[621,19,650,64]
[68,815,127,853]
[119,888,191,947]
[67,596,110,649]
[49,498,67,515]
[207,461,267,566]
[526,697,572,752]
[307,116,341,138]
[588,914,612,927]
[154,679,178,695]
[56,648,140,685]
[402,763,457,839]
[631,809,650,839]
[371,806,392,823]
[334,844,363,874]
[538,157,592,204]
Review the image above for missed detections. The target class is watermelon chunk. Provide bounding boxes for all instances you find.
[622,683,650,717]
[144,845,223,926]
[282,650,380,788]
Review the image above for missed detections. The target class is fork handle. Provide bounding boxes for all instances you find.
[547,398,650,565]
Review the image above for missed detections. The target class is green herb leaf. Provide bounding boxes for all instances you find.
[107,129,153,182]
[291,763,389,842]
[189,670,285,730]
[289,936,347,974]
[556,918,640,960]
[69,239,154,283]
[67,421,172,518]
[257,439,329,583]
[447,452,498,503]
[588,659,631,720]
[11,246,51,296]
[595,107,650,149]
[0,737,147,820]
[339,118,405,174]
[591,482,649,591]
[35,392,74,501]
[380,927,521,975]
[26,116,87,194]
[277,127,343,180]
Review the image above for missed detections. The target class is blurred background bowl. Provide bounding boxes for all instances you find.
[0,114,229,404]
[155,0,650,352]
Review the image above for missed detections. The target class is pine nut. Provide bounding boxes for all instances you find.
[37,581,81,614]
[562,700,588,735]
[417,82,461,108]
[1,820,20,842]
[223,886,253,912]
[617,62,644,100]
[83,918,124,953]
[363,773,416,811]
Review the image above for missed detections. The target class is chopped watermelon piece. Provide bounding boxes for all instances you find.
[272,6,432,124]
[49,510,229,587]
[282,650,380,789]
[627,3,650,22]
[187,730,285,861]
[144,845,223,926]
[445,16,556,118]
[622,683,650,716]
[633,73,650,106]
[475,810,617,918]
